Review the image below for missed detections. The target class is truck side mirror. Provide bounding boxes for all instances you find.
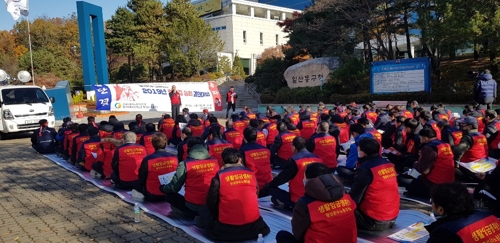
[49,97,55,103]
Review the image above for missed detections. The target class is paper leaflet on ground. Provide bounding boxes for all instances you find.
[458,157,497,173]
[388,221,429,242]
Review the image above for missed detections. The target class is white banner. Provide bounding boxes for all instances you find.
[5,0,29,21]
[92,82,223,112]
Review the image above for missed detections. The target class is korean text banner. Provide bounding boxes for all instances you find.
[92,82,223,112]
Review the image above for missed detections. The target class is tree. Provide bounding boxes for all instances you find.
[106,7,137,81]
[218,56,232,75]
[164,0,224,77]
[257,46,284,65]
[232,55,246,78]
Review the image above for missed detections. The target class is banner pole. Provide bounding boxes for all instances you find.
[27,16,35,86]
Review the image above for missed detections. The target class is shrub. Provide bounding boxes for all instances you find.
[72,92,84,105]
[230,75,244,81]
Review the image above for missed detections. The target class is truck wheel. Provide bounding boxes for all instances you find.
[0,132,4,140]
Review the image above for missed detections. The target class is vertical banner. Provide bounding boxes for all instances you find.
[93,82,223,112]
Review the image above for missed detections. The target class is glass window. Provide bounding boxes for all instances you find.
[243,31,246,44]
[276,34,279,45]
[1,88,49,105]
[260,32,263,45]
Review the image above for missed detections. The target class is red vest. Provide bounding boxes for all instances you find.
[312,134,338,169]
[184,158,219,205]
[426,120,442,140]
[207,140,234,167]
[174,124,182,138]
[461,133,488,162]
[367,129,382,144]
[116,144,147,182]
[289,152,323,202]
[99,130,112,139]
[67,133,80,156]
[189,124,204,138]
[218,167,260,225]
[83,141,101,171]
[439,113,449,121]
[141,134,155,155]
[455,214,500,243]
[226,91,236,103]
[203,119,211,128]
[489,121,500,149]
[160,118,175,139]
[247,113,257,120]
[135,133,143,144]
[63,130,73,150]
[256,131,267,147]
[407,137,417,154]
[359,159,400,221]
[223,129,243,150]
[278,132,296,160]
[423,140,455,185]
[241,144,273,189]
[478,117,485,133]
[145,154,178,196]
[290,128,301,137]
[300,120,317,140]
[113,131,125,140]
[451,130,463,145]
[365,111,378,124]
[291,114,299,126]
[181,142,189,161]
[75,135,90,156]
[335,122,350,144]
[310,113,318,123]
[401,110,413,119]
[265,122,279,145]
[97,141,116,177]
[304,194,357,243]
[233,120,247,134]
[170,91,181,105]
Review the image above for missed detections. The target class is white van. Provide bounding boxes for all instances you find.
[0,85,55,139]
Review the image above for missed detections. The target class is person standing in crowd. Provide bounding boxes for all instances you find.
[276,163,357,243]
[197,148,270,241]
[31,119,57,154]
[474,69,497,109]
[349,138,399,231]
[133,133,178,202]
[169,85,182,118]
[226,86,237,119]
[425,183,500,243]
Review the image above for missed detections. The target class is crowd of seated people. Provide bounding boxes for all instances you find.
[29,100,500,242]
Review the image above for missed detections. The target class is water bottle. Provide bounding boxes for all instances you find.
[134,203,141,223]
[257,233,264,242]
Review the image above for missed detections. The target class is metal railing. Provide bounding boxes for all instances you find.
[245,83,261,104]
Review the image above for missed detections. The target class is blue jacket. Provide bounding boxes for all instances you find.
[345,133,374,169]
[475,74,497,99]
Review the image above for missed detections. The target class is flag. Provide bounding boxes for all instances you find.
[5,0,29,21]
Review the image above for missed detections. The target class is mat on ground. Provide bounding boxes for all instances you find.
[44,154,431,243]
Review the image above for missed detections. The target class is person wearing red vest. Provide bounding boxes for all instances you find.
[128,122,144,144]
[306,122,338,173]
[62,123,78,160]
[160,137,220,218]
[225,86,237,119]
[76,127,101,171]
[98,121,113,139]
[438,120,463,146]
[232,115,248,134]
[453,116,488,182]
[133,133,178,202]
[92,135,122,179]
[201,116,225,141]
[187,113,204,138]
[206,126,234,167]
[397,128,455,198]
[169,115,188,146]
[195,148,270,241]
[110,132,147,190]
[483,110,500,158]
[349,137,399,231]
[111,122,128,140]
[169,85,182,119]
[297,111,317,140]
[71,124,91,164]
[223,120,243,150]
[358,118,383,144]
[159,114,175,140]
[264,137,323,210]
[243,119,267,148]
[87,116,99,129]
[177,127,192,162]
[425,183,500,243]
[362,104,378,124]
[263,116,280,149]
[139,123,157,155]
[55,119,72,156]
[240,128,273,196]
[270,122,297,168]
[420,111,442,140]
[276,163,357,243]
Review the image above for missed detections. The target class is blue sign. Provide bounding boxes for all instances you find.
[370,57,431,94]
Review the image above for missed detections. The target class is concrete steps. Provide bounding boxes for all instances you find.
[217,80,260,109]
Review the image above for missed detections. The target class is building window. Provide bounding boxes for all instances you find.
[221,26,226,30]
[275,34,279,45]
[260,32,263,45]
[243,31,246,44]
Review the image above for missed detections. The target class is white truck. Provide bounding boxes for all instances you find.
[0,85,56,140]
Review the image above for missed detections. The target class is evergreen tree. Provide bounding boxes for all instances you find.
[232,55,246,78]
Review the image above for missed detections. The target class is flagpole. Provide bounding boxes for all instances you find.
[26,16,35,86]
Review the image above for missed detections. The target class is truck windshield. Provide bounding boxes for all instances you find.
[1,88,49,105]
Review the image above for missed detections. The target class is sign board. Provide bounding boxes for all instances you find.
[92,82,223,112]
[370,57,431,94]
[192,0,222,16]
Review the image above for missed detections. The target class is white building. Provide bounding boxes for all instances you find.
[199,0,300,75]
